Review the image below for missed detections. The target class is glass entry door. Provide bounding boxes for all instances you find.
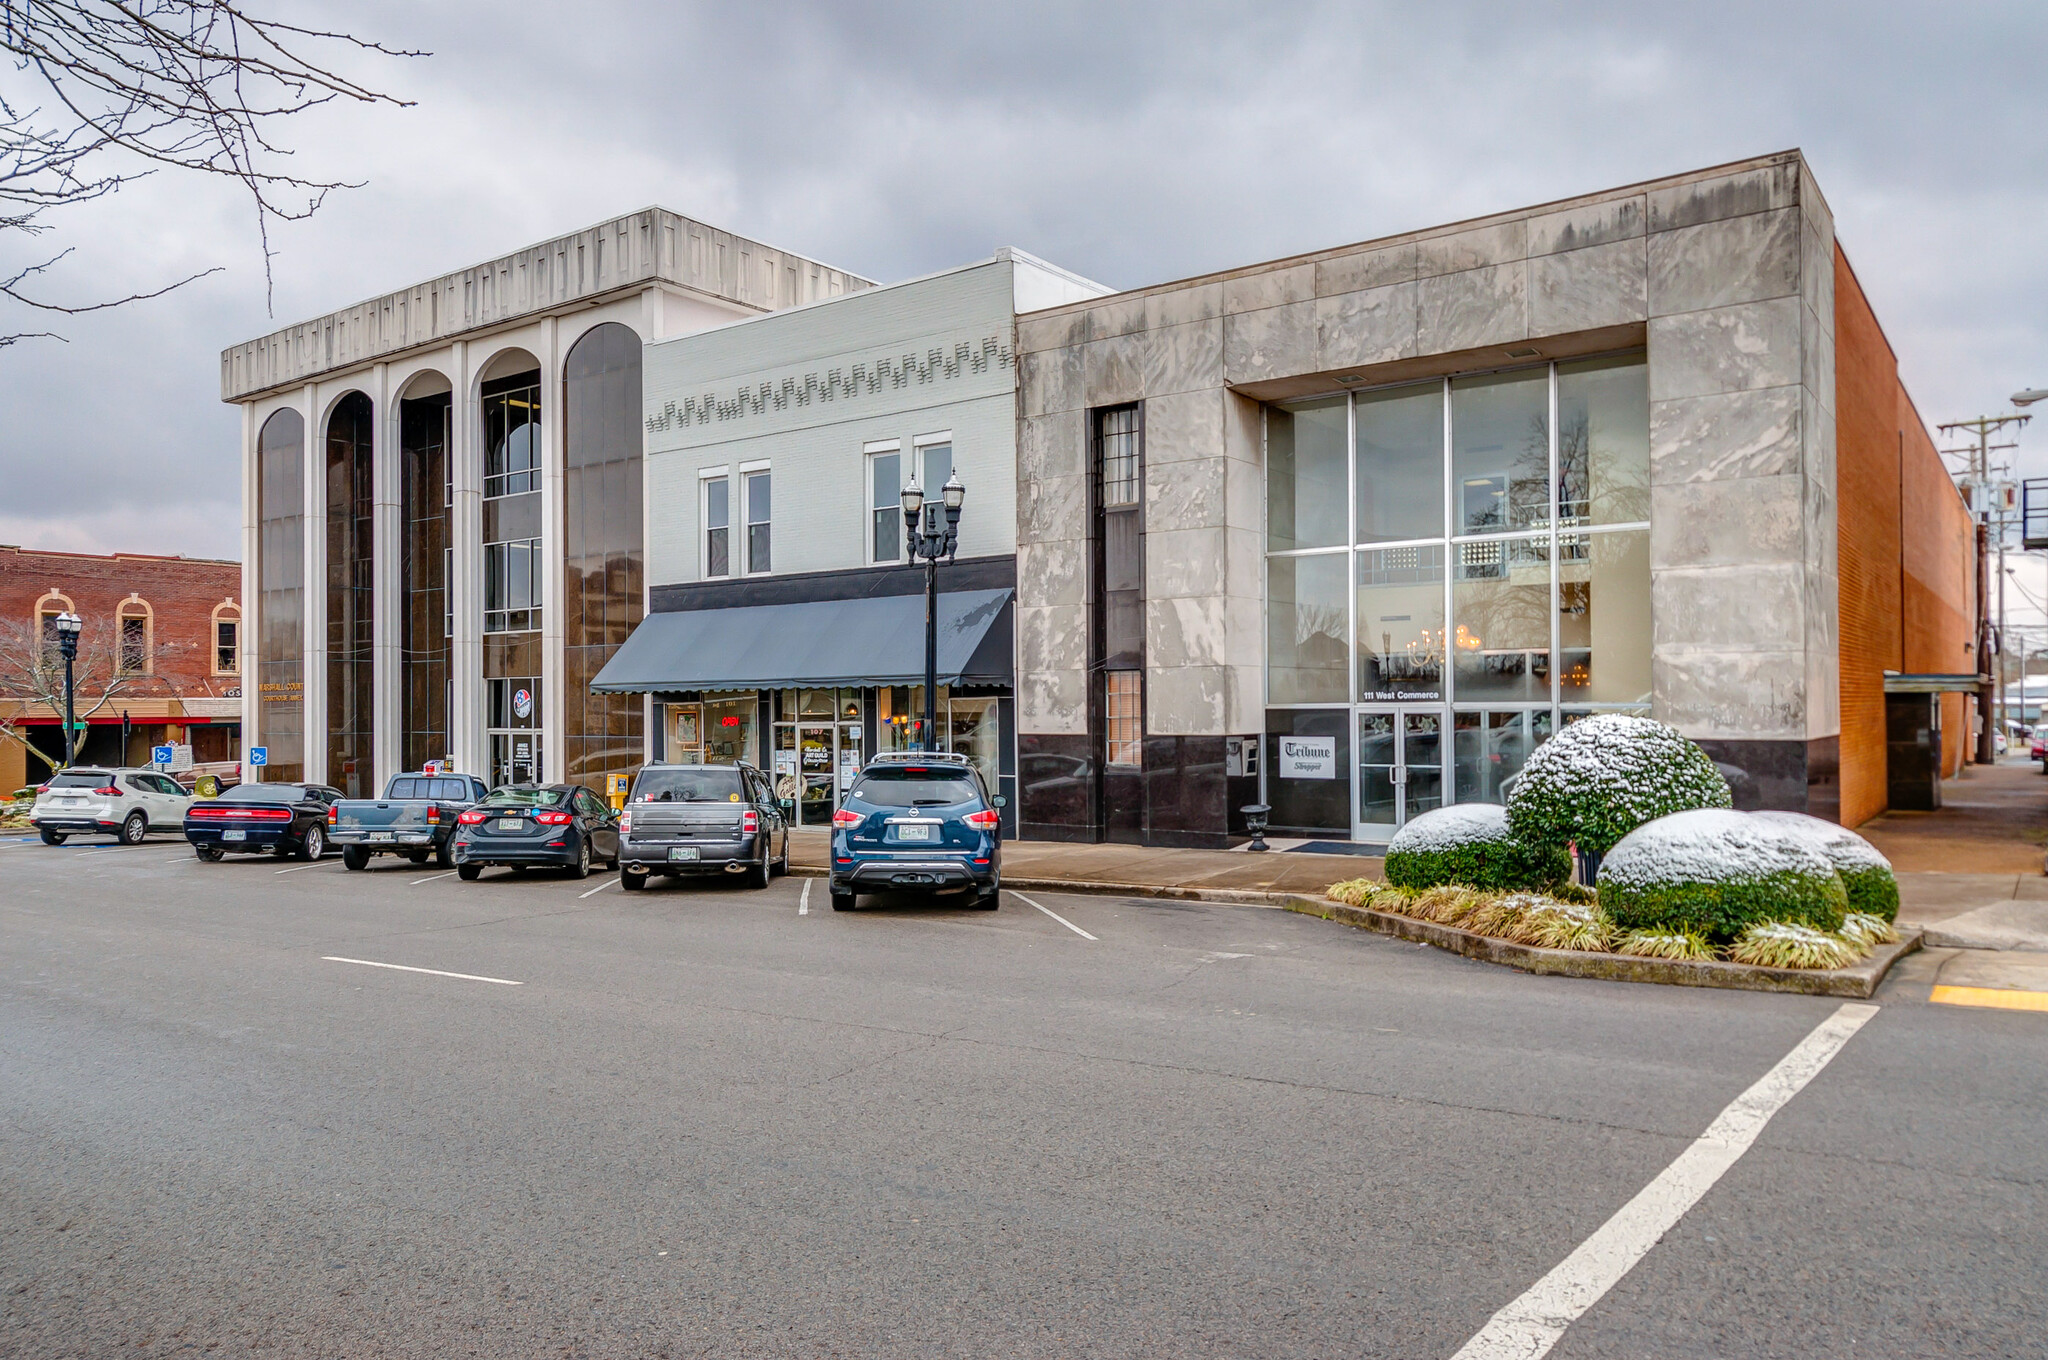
[1355,707,1446,842]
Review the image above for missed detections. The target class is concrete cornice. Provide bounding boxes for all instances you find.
[219,207,876,404]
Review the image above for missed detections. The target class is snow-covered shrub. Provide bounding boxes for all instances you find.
[1752,811,1900,922]
[1597,809,1847,941]
[1506,714,1732,859]
[1382,803,1571,892]
[1726,922,1863,970]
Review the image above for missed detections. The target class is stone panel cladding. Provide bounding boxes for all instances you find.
[1015,151,1842,789]
[221,208,874,401]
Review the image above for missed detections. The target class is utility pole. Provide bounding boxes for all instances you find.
[1940,413,2030,763]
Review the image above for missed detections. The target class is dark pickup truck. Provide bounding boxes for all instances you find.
[329,772,491,871]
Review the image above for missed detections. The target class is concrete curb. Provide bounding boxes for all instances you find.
[787,863,1302,905]
[1284,896,1923,998]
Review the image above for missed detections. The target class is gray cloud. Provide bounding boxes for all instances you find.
[1,0,2042,566]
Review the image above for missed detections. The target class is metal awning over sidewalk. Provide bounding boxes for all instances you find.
[1883,672,1990,693]
[589,588,1013,694]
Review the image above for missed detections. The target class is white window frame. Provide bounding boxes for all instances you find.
[701,469,731,580]
[742,465,772,576]
[865,440,903,565]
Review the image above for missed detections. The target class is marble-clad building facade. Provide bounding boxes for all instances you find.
[1011,151,1962,847]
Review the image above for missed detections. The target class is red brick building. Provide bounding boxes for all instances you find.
[0,545,243,791]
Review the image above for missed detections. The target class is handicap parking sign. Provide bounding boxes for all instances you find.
[151,744,175,766]
[248,746,268,767]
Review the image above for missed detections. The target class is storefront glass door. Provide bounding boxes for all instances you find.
[1355,707,1446,842]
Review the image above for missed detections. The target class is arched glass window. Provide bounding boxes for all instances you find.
[257,407,306,782]
[563,322,643,791]
[325,391,374,796]
[117,596,153,674]
[210,601,242,676]
[480,356,543,786]
[399,376,452,772]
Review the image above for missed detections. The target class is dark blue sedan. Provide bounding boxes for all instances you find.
[828,752,1003,912]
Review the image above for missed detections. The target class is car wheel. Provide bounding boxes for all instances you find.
[120,810,148,846]
[299,824,325,862]
[773,837,789,877]
[567,839,591,880]
[38,827,65,846]
[972,886,1001,911]
[830,888,857,911]
[342,845,370,871]
[435,839,455,870]
[620,868,647,892]
[456,863,482,881]
[195,845,223,862]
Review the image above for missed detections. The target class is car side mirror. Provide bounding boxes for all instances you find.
[991,795,1007,809]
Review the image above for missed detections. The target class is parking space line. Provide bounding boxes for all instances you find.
[322,956,522,986]
[411,871,457,886]
[799,879,811,915]
[1930,984,2048,1012]
[578,877,617,900]
[274,863,325,874]
[1451,1001,1878,1360]
[1011,891,1097,941]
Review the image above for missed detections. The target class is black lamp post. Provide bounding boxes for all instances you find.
[901,471,965,751]
[53,611,82,768]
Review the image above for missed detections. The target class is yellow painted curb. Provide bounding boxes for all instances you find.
[1930,984,2048,1012]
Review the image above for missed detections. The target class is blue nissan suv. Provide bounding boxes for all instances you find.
[829,752,1003,911]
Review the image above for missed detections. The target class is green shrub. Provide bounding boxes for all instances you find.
[1597,809,1847,942]
[1382,803,1572,892]
[1752,811,1900,922]
[1506,714,1732,859]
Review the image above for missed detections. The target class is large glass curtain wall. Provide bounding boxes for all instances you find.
[325,392,375,796]
[1265,354,1650,836]
[256,408,307,783]
[482,368,543,785]
[399,390,451,772]
[563,323,644,792]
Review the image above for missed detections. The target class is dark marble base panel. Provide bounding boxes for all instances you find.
[1693,736,1842,820]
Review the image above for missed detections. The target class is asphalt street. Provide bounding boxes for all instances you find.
[2,832,2043,1358]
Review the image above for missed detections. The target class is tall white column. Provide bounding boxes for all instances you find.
[301,382,327,785]
[540,314,565,784]
[371,361,401,785]
[639,287,663,768]
[450,341,485,777]
[240,401,259,775]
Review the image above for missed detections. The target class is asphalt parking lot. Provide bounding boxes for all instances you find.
[3,831,2044,1358]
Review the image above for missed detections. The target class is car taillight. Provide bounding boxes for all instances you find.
[457,809,487,825]
[964,808,1000,829]
[534,810,573,825]
[327,805,338,824]
[94,785,119,797]
[618,811,632,833]
[34,784,48,795]
[831,808,861,828]
[741,809,758,834]
[426,805,440,824]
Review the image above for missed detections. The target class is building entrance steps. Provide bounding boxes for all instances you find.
[781,827,1371,899]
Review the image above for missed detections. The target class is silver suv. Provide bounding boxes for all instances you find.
[32,767,193,846]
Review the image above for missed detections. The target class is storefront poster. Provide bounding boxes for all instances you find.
[1278,735,1336,779]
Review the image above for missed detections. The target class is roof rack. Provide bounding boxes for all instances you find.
[865,750,973,766]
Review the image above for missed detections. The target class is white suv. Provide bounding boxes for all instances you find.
[32,767,193,846]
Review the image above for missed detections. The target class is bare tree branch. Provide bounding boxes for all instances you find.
[0,612,193,770]
[1,1,420,340]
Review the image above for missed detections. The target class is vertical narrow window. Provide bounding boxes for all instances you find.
[918,440,953,499]
[480,366,542,638]
[868,447,901,563]
[256,406,306,783]
[401,383,452,774]
[1105,670,1143,767]
[745,469,771,573]
[704,476,729,577]
[119,610,149,673]
[326,390,375,796]
[1096,406,1143,669]
[215,617,239,674]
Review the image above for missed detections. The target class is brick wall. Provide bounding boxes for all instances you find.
[1833,249,1975,826]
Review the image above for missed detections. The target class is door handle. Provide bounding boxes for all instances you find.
[1392,767,1408,785]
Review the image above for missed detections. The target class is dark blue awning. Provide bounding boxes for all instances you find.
[589,588,1013,694]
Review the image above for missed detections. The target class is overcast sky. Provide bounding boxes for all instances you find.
[2,0,2044,605]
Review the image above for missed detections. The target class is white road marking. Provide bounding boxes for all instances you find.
[1450,1001,1879,1360]
[799,878,811,915]
[322,956,522,986]
[1012,891,1098,941]
[411,871,457,886]
[578,877,616,900]
[274,862,324,874]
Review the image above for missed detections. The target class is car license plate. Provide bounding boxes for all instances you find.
[224,830,246,842]
[496,818,523,833]
[668,846,699,862]
[370,832,392,842]
[897,823,935,841]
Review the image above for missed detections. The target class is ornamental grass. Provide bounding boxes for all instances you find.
[1613,929,1717,962]
[1838,911,1900,948]
[1725,922,1867,970]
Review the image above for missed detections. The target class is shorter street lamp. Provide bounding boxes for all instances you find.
[53,611,82,768]
[902,471,966,751]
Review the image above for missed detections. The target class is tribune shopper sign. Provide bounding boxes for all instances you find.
[1278,736,1336,780]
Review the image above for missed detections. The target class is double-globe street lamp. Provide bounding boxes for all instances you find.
[901,471,966,751]
[52,610,82,769]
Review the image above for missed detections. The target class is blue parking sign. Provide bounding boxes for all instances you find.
[151,744,175,765]
[248,746,269,767]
